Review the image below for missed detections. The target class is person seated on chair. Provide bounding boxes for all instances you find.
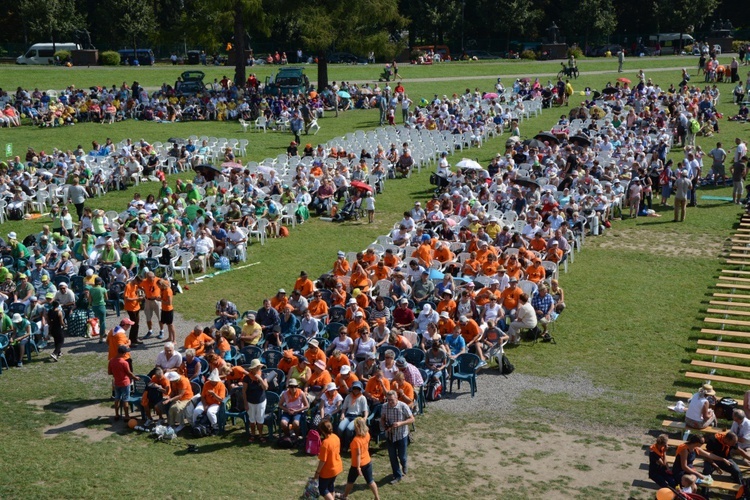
[191,369,227,431]
[335,364,359,397]
[10,313,32,367]
[506,293,537,345]
[395,151,414,178]
[313,382,343,428]
[392,298,415,330]
[478,319,508,353]
[685,383,718,429]
[181,348,202,381]
[308,291,329,321]
[239,313,263,349]
[364,365,390,406]
[163,370,194,433]
[702,431,750,483]
[184,326,214,357]
[531,285,556,338]
[308,359,333,404]
[141,367,170,425]
[280,378,309,439]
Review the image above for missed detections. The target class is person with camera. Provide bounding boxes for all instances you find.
[380,390,415,485]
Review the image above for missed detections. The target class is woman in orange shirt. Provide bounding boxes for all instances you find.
[270,289,289,312]
[158,279,176,342]
[331,282,347,307]
[313,420,343,500]
[461,252,481,277]
[192,369,227,431]
[333,252,350,277]
[505,254,522,280]
[349,262,370,292]
[342,417,380,500]
[481,253,500,277]
[141,366,170,425]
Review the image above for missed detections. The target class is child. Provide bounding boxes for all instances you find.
[387,107,395,126]
[363,192,375,223]
[108,345,138,421]
[628,177,642,219]
[680,474,696,494]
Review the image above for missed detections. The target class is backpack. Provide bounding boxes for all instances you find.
[501,354,515,375]
[690,119,700,133]
[191,412,213,437]
[425,377,442,401]
[305,430,321,455]
[8,207,23,221]
[214,256,230,270]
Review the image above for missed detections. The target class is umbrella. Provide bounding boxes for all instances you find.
[221,161,244,171]
[429,268,445,280]
[337,90,351,99]
[514,177,541,190]
[570,134,591,147]
[193,164,222,181]
[522,138,546,149]
[456,159,483,170]
[534,132,560,145]
[350,180,374,193]
[601,87,619,95]
[257,165,278,177]
[505,136,521,148]
[167,137,186,145]
[617,77,631,84]
[358,88,373,96]
[482,92,498,99]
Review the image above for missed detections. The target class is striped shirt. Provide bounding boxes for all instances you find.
[381,401,413,441]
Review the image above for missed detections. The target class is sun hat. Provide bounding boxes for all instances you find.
[166,371,181,382]
[207,369,221,382]
[314,360,326,371]
[701,384,716,396]
[440,311,450,319]
[325,382,337,392]
[351,381,363,391]
[396,357,407,367]
[348,298,357,305]
[340,365,351,375]
[288,378,299,387]
[308,338,319,348]
[354,311,364,317]
[248,359,265,370]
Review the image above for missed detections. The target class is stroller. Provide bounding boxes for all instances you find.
[333,196,362,222]
[541,89,553,109]
[379,64,392,82]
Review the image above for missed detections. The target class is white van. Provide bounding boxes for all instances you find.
[16,43,81,65]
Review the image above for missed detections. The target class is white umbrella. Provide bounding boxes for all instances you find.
[455,159,483,170]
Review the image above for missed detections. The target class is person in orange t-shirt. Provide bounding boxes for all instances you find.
[461,252,481,277]
[277,349,299,374]
[123,276,142,344]
[481,253,500,277]
[500,278,524,314]
[313,420,343,499]
[475,282,502,307]
[391,371,415,410]
[545,241,564,264]
[342,417,380,499]
[370,261,391,282]
[333,252,350,277]
[308,359,333,400]
[352,288,370,309]
[335,365,359,396]
[304,338,327,366]
[107,318,134,362]
[184,326,214,357]
[158,279,176,343]
[505,254,522,280]
[192,369,227,430]
[438,312,457,336]
[349,262,371,292]
[331,282,347,307]
[364,366,390,404]
[327,350,351,378]
[529,232,548,253]
[361,248,379,268]
[220,364,249,391]
[307,291,329,320]
[433,242,454,263]
[525,258,546,284]
[382,249,401,268]
[164,371,194,429]
[436,290,457,317]
[270,289,289,312]
[411,240,433,268]
[141,366,170,423]
[347,313,370,340]
[294,271,315,297]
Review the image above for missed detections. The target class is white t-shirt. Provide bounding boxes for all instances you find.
[732,418,750,450]
[685,393,709,422]
[155,351,183,370]
[330,335,354,354]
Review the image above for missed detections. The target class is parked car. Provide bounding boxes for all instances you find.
[464,50,501,60]
[118,48,155,65]
[175,70,209,95]
[587,44,624,57]
[327,52,367,64]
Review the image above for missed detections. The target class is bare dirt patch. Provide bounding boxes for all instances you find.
[598,227,723,259]
[28,398,119,442]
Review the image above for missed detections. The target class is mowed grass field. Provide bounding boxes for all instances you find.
[0,55,749,498]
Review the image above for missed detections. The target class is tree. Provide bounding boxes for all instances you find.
[667,0,719,52]
[17,0,84,52]
[106,0,158,52]
[491,0,542,52]
[560,0,617,49]
[298,0,408,91]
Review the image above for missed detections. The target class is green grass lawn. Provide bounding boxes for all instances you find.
[0,56,748,497]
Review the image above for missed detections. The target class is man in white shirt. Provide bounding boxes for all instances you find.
[731,409,750,451]
[735,138,748,163]
[155,342,183,372]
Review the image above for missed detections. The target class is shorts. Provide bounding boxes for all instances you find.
[318,476,337,496]
[735,181,745,197]
[347,462,374,484]
[114,385,131,401]
[281,413,302,425]
[144,299,160,322]
[247,400,267,424]
[712,163,725,176]
[160,309,174,325]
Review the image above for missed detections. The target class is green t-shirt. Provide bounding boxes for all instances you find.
[87,286,107,306]
[121,250,137,270]
[0,314,12,333]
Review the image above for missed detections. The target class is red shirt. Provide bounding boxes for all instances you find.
[108,357,131,387]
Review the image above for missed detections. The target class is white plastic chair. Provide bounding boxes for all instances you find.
[172,252,195,283]
[255,116,268,133]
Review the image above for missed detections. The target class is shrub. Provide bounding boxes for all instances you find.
[520,49,537,60]
[100,51,121,66]
[54,50,71,62]
[410,49,424,60]
[683,44,693,54]
[733,40,750,53]
[567,47,583,59]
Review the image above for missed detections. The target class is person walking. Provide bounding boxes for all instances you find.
[731,155,747,205]
[47,300,65,361]
[123,276,142,345]
[87,277,108,343]
[312,420,343,500]
[342,417,380,499]
[673,169,692,222]
[66,176,88,221]
[380,390,415,485]
[617,50,625,73]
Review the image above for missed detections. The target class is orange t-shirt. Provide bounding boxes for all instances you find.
[270,295,289,312]
[349,433,372,467]
[142,374,170,407]
[123,282,141,312]
[305,347,327,366]
[107,330,130,360]
[393,380,415,405]
[308,369,333,389]
[308,299,329,317]
[355,294,370,309]
[331,287,347,306]
[437,298,457,317]
[371,266,391,282]
[475,288,501,307]
[318,434,344,479]
[294,277,315,297]
[350,269,369,290]
[505,262,522,280]
[225,365,249,382]
[184,332,213,356]
[438,317,456,336]
[160,286,174,311]
[347,319,369,340]
[327,353,350,377]
[526,264,545,283]
[433,246,454,263]
[530,237,547,252]
[411,244,433,267]
[201,380,227,406]
[278,356,298,374]
[460,319,481,343]
[361,253,378,268]
[462,259,481,276]
[365,376,390,402]
[216,336,230,353]
[383,254,400,268]
[172,375,194,401]
[481,260,499,277]
[333,259,350,277]
[335,372,359,395]
[139,277,160,300]
[501,287,523,310]
[545,248,564,263]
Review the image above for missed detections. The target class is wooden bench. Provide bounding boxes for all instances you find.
[710,301,750,309]
[714,293,750,301]
[705,317,750,327]
[691,359,750,374]
[707,308,750,317]
[698,339,750,350]
[697,348,750,361]
[661,419,724,434]
[716,283,750,291]
[728,253,750,259]
[685,371,750,387]
[700,328,750,340]
[720,276,750,283]
[725,260,750,266]
[721,270,750,276]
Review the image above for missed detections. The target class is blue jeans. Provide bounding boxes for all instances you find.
[387,436,408,479]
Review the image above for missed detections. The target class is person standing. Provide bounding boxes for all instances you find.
[139,270,161,339]
[66,176,88,221]
[731,155,747,205]
[123,276,142,345]
[380,390,415,485]
[86,277,108,343]
[312,420,343,500]
[673,169,692,222]
[158,279,176,343]
[243,358,269,442]
[47,300,65,361]
[342,417,380,500]
[617,50,625,73]
[709,141,727,187]
[108,345,137,421]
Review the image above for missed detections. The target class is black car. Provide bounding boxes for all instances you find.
[464,50,501,60]
[328,52,367,64]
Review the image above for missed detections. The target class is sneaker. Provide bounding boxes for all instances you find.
[477,360,487,368]
[173,424,185,433]
[16,362,23,367]
[144,419,153,427]
[143,331,153,340]
[50,353,58,361]
[157,331,164,339]
[390,477,402,485]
